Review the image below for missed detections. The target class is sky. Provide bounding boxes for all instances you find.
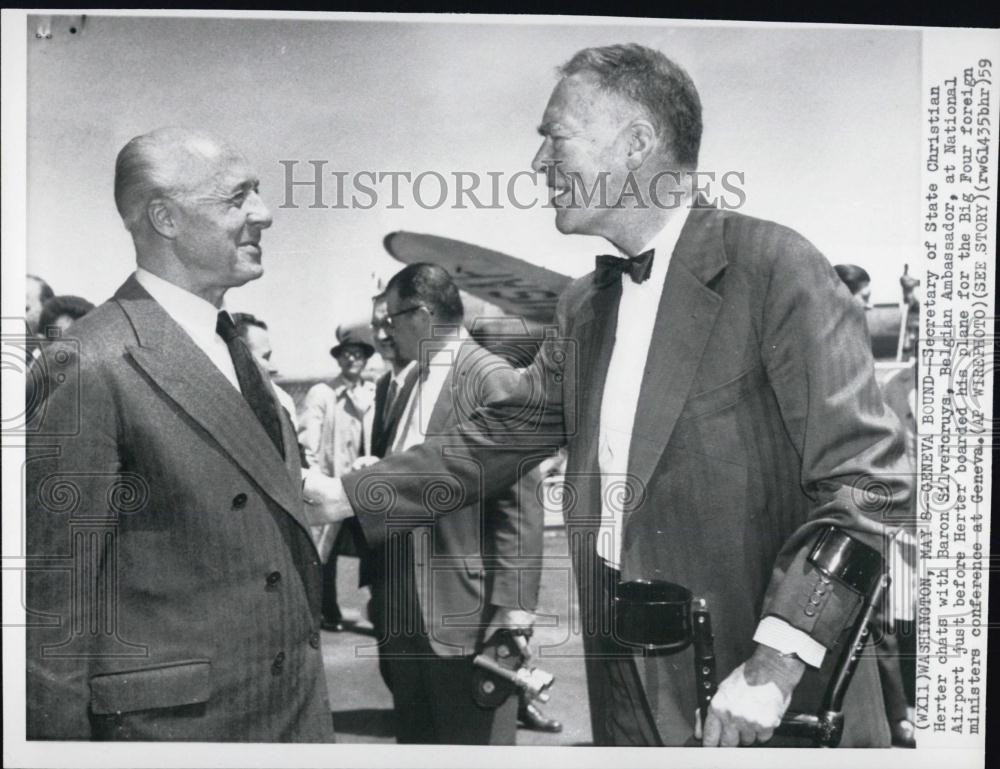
[24,14,921,377]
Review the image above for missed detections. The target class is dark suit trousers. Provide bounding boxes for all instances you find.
[379,534,517,744]
[877,620,916,722]
[580,556,663,746]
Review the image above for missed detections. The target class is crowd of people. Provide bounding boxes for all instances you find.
[24,43,915,747]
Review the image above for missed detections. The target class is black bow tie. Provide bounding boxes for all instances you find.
[595,249,655,286]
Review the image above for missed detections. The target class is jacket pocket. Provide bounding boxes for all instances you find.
[89,659,211,715]
[677,364,767,422]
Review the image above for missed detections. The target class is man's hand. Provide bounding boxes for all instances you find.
[484,607,536,661]
[301,469,355,524]
[698,644,805,747]
[351,455,380,471]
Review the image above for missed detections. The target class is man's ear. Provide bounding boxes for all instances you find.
[146,197,178,239]
[625,119,657,171]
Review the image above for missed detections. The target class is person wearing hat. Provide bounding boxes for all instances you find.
[299,323,376,631]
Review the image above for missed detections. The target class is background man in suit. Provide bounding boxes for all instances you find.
[368,292,417,461]
[357,292,417,690]
[357,264,542,744]
[311,44,912,748]
[232,311,299,425]
[25,127,333,741]
[23,275,56,414]
[366,290,562,734]
[25,274,54,338]
[36,295,96,337]
[25,292,94,420]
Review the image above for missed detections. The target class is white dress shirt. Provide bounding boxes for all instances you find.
[596,206,689,568]
[135,268,241,392]
[592,208,825,667]
[386,360,417,418]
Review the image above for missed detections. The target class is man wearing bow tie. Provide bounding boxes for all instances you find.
[313,44,911,748]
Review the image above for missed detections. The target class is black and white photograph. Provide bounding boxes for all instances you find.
[1,9,995,769]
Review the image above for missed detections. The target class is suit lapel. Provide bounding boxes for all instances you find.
[114,276,306,527]
[371,373,391,457]
[426,349,461,435]
[384,366,420,446]
[626,205,727,513]
[564,280,622,523]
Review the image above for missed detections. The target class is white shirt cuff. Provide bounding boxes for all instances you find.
[753,616,827,668]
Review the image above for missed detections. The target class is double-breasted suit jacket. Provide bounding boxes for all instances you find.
[25,275,333,741]
[343,203,912,745]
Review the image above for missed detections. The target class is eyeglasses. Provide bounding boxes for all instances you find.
[382,305,425,328]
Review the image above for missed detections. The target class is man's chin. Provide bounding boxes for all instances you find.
[231,264,265,285]
[553,208,574,234]
[553,208,592,236]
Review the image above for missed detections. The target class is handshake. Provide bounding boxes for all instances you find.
[301,454,380,524]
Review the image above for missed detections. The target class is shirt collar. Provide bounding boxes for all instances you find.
[135,267,227,339]
[620,198,692,286]
[392,360,417,387]
[425,327,469,367]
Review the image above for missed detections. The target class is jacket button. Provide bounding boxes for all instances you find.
[232,493,248,509]
[266,571,281,586]
[309,631,320,649]
[272,651,286,674]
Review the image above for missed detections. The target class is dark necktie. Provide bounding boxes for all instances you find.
[216,311,285,458]
[594,249,655,287]
[377,365,421,457]
[386,379,399,415]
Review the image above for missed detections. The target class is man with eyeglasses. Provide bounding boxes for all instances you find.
[299,325,376,632]
[341,264,542,744]
[352,293,417,689]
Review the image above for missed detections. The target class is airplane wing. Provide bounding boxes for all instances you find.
[383,231,911,364]
[383,231,570,324]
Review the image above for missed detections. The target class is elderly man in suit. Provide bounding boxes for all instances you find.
[25,127,333,741]
[309,44,912,748]
[342,264,542,744]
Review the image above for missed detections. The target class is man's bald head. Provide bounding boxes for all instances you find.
[113,127,245,234]
[112,127,272,306]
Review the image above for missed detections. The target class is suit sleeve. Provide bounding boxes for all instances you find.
[757,233,913,648]
[478,357,547,613]
[25,344,122,739]
[344,319,571,549]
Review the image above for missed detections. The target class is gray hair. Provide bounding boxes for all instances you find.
[113,127,231,233]
[559,44,703,168]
